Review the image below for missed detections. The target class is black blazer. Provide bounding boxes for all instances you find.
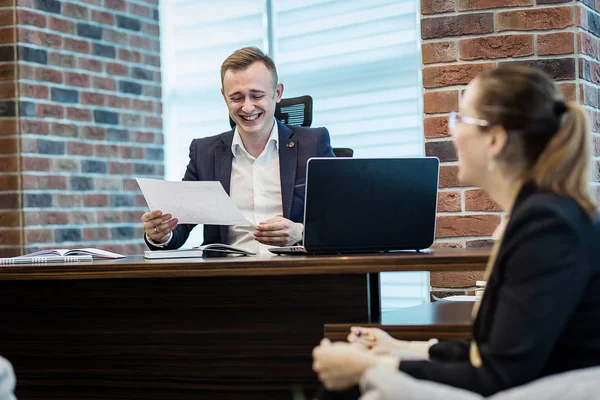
[400,182,600,396]
[145,120,334,250]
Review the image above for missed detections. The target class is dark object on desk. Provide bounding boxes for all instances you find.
[271,157,439,255]
[229,95,353,158]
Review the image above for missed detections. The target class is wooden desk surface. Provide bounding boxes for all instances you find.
[0,248,490,281]
[325,301,474,342]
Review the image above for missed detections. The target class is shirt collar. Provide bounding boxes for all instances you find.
[231,118,279,158]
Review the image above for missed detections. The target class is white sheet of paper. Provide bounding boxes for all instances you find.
[136,178,250,225]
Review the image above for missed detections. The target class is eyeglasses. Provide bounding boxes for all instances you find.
[448,111,493,130]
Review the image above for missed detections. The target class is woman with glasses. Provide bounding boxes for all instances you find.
[311,65,600,399]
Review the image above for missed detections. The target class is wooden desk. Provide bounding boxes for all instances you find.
[0,249,488,399]
[325,301,474,342]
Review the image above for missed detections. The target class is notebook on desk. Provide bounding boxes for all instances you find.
[269,157,439,255]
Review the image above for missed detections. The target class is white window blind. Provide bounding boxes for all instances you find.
[275,0,424,157]
[160,0,428,309]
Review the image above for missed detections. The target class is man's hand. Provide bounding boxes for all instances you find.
[141,210,178,244]
[254,216,303,246]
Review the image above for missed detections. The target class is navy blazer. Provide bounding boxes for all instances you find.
[146,120,334,250]
[400,182,600,396]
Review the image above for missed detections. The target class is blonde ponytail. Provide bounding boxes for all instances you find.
[532,102,597,217]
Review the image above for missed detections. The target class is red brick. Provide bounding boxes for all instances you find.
[80,91,104,106]
[81,126,105,140]
[0,120,16,137]
[64,38,90,54]
[422,13,493,40]
[578,32,596,59]
[25,229,52,244]
[24,175,67,190]
[0,82,15,99]
[0,155,17,171]
[66,107,92,121]
[35,67,63,84]
[62,3,88,19]
[0,27,15,44]
[93,77,116,91]
[136,194,146,207]
[430,270,485,288]
[141,22,160,37]
[65,72,91,88]
[123,179,138,191]
[439,165,460,188]
[106,62,128,76]
[497,7,573,31]
[0,9,13,25]
[422,41,456,64]
[17,9,46,28]
[424,90,458,114]
[84,194,108,207]
[109,162,132,174]
[78,57,103,72]
[105,0,126,11]
[48,16,75,34]
[20,119,49,135]
[130,3,151,17]
[107,95,131,108]
[132,99,152,112]
[438,191,461,212]
[48,52,76,68]
[0,175,19,191]
[465,189,501,211]
[458,0,532,10]
[129,34,151,49]
[436,214,501,238]
[118,49,141,63]
[0,64,15,81]
[422,0,454,14]
[26,211,68,225]
[51,159,79,173]
[84,227,109,241]
[424,116,451,138]
[19,28,63,49]
[0,137,17,153]
[423,63,494,88]
[154,101,162,114]
[0,229,21,245]
[145,116,162,129]
[538,32,574,56]
[19,83,49,99]
[460,34,534,60]
[67,141,94,156]
[37,104,64,119]
[92,10,115,25]
[95,144,118,158]
[22,156,50,171]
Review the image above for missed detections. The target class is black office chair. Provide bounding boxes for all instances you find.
[228,95,353,157]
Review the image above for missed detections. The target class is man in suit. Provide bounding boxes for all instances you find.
[141,47,334,253]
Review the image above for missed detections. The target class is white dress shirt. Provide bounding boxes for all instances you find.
[228,121,283,254]
[146,120,283,252]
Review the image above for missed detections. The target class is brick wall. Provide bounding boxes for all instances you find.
[422,0,598,296]
[0,0,163,257]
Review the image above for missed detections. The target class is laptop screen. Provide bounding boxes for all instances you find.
[303,157,439,253]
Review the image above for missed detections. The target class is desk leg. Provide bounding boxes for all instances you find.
[367,272,381,322]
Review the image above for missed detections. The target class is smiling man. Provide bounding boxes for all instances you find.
[142,47,334,253]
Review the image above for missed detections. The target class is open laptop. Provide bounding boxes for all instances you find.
[269,157,440,255]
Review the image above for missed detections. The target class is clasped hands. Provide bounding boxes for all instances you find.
[312,327,410,391]
[141,211,302,246]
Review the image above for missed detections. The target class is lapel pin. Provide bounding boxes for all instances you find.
[286,142,295,148]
